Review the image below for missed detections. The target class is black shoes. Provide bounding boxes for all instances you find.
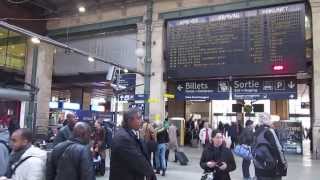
[162,170,166,176]
[155,170,160,174]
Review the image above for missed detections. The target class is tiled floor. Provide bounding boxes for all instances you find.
[98,141,320,180]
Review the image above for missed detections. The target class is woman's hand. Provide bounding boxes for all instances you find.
[219,162,228,171]
[207,161,217,168]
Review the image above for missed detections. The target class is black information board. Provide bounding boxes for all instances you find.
[166,4,306,79]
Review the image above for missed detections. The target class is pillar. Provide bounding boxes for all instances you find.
[149,19,166,122]
[25,42,54,135]
[136,20,166,122]
[270,100,289,120]
[310,0,320,158]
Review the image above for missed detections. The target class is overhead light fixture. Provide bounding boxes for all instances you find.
[124,69,129,73]
[88,56,95,62]
[78,6,86,13]
[31,37,40,44]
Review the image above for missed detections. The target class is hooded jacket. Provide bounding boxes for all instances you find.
[10,145,47,180]
[46,138,95,180]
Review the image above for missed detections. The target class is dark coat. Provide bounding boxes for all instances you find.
[52,125,72,147]
[46,138,95,180]
[200,145,236,180]
[110,128,154,180]
[239,127,255,146]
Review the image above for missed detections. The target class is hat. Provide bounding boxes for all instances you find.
[258,113,272,126]
[245,120,254,127]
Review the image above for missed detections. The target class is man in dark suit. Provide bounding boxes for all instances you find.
[110,109,156,180]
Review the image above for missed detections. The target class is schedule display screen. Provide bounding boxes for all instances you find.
[166,4,306,79]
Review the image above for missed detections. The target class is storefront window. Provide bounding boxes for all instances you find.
[0,27,26,71]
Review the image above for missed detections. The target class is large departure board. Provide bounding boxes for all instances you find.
[166,4,306,79]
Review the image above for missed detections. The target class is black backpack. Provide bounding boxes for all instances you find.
[252,128,287,177]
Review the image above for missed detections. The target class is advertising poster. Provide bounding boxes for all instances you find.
[274,121,303,154]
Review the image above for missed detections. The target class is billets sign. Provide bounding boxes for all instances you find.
[176,80,230,100]
[176,77,297,100]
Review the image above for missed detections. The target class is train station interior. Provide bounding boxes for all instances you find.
[1,0,320,180]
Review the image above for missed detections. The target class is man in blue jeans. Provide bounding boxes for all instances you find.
[156,127,169,176]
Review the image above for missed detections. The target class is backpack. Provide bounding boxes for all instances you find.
[252,127,287,177]
[0,139,11,153]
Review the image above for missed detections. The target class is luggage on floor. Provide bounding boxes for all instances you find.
[93,155,105,176]
[175,151,189,166]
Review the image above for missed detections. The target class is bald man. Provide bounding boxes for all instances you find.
[53,113,77,147]
[47,122,95,180]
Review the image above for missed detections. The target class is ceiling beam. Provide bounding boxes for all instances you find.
[53,73,108,84]
[28,0,58,14]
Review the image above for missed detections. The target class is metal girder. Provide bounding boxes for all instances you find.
[29,0,58,14]
[0,20,145,76]
[52,73,108,84]
[159,0,305,20]
[47,16,143,38]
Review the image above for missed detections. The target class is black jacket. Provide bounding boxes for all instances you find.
[200,145,236,180]
[46,138,95,180]
[239,127,254,146]
[52,125,72,147]
[110,128,154,180]
[157,130,169,144]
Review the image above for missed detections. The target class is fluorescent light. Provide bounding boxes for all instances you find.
[78,6,86,13]
[63,102,80,110]
[91,105,105,112]
[31,37,40,44]
[88,56,95,62]
[49,102,59,109]
[124,69,129,73]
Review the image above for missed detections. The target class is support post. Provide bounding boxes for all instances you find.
[144,0,153,118]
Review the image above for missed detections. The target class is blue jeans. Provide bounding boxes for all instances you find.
[155,143,167,170]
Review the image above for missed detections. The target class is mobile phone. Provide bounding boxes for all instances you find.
[217,162,223,167]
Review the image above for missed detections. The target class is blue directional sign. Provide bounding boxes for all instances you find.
[176,80,230,100]
[232,77,297,100]
[119,94,149,102]
[129,103,145,111]
[176,77,297,100]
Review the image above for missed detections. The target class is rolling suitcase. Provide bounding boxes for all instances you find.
[175,151,189,166]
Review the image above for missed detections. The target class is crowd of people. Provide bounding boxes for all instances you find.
[0,110,288,180]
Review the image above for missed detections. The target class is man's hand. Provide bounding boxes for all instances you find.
[147,174,157,180]
[207,161,217,168]
[219,162,228,171]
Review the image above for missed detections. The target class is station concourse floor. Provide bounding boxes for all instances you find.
[98,141,320,180]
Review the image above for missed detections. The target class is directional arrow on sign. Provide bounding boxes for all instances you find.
[177,85,184,92]
[288,81,296,89]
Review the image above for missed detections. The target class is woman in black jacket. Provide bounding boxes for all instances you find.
[200,130,236,180]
